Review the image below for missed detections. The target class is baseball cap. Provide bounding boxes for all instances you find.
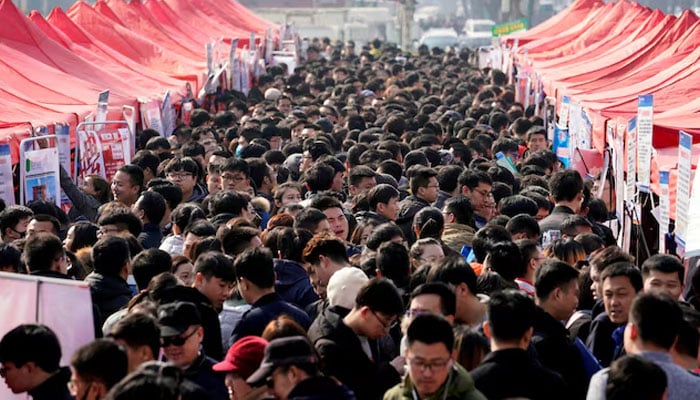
[326,267,368,310]
[246,336,318,387]
[158,301,202,337]
[213,336,268,378]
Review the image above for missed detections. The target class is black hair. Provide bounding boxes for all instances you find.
[70,339,128,389]
[182,218,216,238]
[0,205,33,239]
[458,169,492,191]
[560,215,593,237]
[428,256,478,296]
[498,195,538,218]
[486,241,523,282]
[355,277,404,316]
[413,207,444,240]
[304,163,335,192]
[407,313,454,352]
[92,236,131,277]
[472,225,512,263]
[487,289,536,341]
[442,196,475,227]
[209,191,251,217]
[194,251,236,283]
[221,226,261,257]
[118,164,145,191]
[589,246,635,274]
[308,196,343,212]
[0,324,61,372]
[133,151,161,176]
[22,232,64,272]
[641,254,685,285]
[221,157,250,176]
[148,184,183,213]
[534,259,580,300]
[376,241,411,288]
[135,191,167,225]
[368,184,400,210]
[574,232,605,255]
[505,214,540,239]
[549,170,583,203]
[606,355,667,400]
[302,233,348,265]
[132,249,173,291]
[365,222,404,252]
[104,363,181,400]
[264,227,313,262]
[293,208,328,233]
[629,293,683,350]
[108,313,161,362]
[0,243,23,273]
[409,166,438,195]
[170,203,206,233]
[600,262,643,293]
[98,209,143,237]
[233,247,275,288]
[410,282,456,317]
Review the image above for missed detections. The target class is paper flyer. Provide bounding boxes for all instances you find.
[659,171,670,254]
[0,144,15,206]
[559,96,570,129]
[55,124,73,211]
[161,91,175,138]
[625,118,637,203]
[100,129,130,182]
[675,131,693,251]
[95,90,109,132]
[22,146,60,207]
[77,130,106,180]
[144,99,164,136]
[636,95,653,193]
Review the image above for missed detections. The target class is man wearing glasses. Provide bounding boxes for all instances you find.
[158,301,227,399]
[458,169,494,229]
[308,278,405,400]
[385,313,486,400]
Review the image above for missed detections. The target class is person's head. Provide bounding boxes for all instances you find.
[261,317,308,342]
[169,203,206,236]
[293,207,330,235]
[641,254,685,300]
[302,233,349,289]
[485,289,537,349]
[108,313,161,373]
[233,247,275,304]
[404,314,455,399]
[368,184,400,221]
[515,239,544,280]
[498,195,538,218]
[309,196,349,241]
[182,220,217,259]
[97,208,143,238]
[193,252,236,310]
[82,175,111,204]
[606,355,667,400]
[376,241,411,288]
[543,238,587,267]
[427,256,479,324]
[112,165,144,206]
[483,241,523,282]
[526,126,547,153]
[69,339,129,400]
[505,214,539,240]
[246,336,320,400]
[213,336,268,400]
[131,191,166,225]
[26,214,60,237]
[64,221,99,253]
[601,262,643,324]
[410,166,440,203]
[589,246,635,301]
[407,283,456,325]
[534,259,581,321]
[458,169,492,211]
[0,205,33,242]
[548,170,583,211]
[442,196,475,227]
[560,215,593,237]
[103,361,181,400]
[348,166,377,197]
[22,232,67,274]
[574,232,604,255]
[351,278,404,339]
[409,238,445,271]
[0,242,23,273]
[0,324,62,394]
[365,222,404,251]
[221,158,251,192]
[273,183,302,209]
[131,249,172,291]
[624,293,683,354]
[92,236,131,279]
[157,302,204,367]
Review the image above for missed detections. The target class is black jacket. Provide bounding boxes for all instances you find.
[85,272,132,326]
[354,210,390,225]
[585,311,623,368]
[288,375,356,400]
[471,348,566,400]
[538,205,576,235]
[531,307,588,400]
[307,306,400,400]
[397,195,431,244]
[275,259,319,309]
[231,292,310,344]
[27,366,72,400]
[59,165,101,222]
[183,353,228,400]
[138,223,164,249]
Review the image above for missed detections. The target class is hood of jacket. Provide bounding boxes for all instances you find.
[274,259,311,288]
[85,272,132,300]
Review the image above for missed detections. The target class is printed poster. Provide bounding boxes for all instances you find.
[22,146,60,207]
[636,95,653,193]
[162,91,175,138]
[675,131,693,251]
[553,125,570,168]
[0,144,15,206]
[625,118,637,203]
[100,129,131,182]
[78,130,106,180]
[559,96,570,128]
[95,90,110,131]
[55,124,73,211]
[659,171,670,254]
[144,99,164,136]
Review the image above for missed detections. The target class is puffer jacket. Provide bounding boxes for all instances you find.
[275,258,319,309]
[442,223,476,254]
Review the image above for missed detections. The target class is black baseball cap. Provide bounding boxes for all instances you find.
[246,336,318,387]
[157,301,201,337]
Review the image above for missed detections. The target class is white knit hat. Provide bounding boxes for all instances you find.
[326,267,369,310]
[264,87,282,101]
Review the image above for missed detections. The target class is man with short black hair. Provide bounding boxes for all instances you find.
[506,214,540,240]
[86,236,133,328]
[641,254,685,300]
[164,157,207,203]
[385,313,486,400]
[132,191,166,249]
[587,294,700,400]
[68,339,128,400]
[441,196,477,254]
[348,165,377,198]
[514,239,544,296]
[26,214,60,238]
[427,257,487,328]
[111,164,143,207]
[293,208,331,234]
[539,170,584,235]
[302,233,354,296]
[231,248,310,343]
[397,166,439,244]
[0,324,72,399]
[108,313,160,373]
[23,232,70,279]
[458,169,494,229]
[309,278,404,400]
[0,205,33,243]
[360,183,400,224]
[471,290,566,400]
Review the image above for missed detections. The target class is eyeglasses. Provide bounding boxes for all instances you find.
[167,172,193,180]
[221,174,246,183]
[427,184,440,189]
[407,357,451,372]
[473,189,493,198]
[370,309,398,330]
[161,327,198,347]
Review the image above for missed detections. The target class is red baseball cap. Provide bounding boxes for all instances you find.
[213,336,268,379]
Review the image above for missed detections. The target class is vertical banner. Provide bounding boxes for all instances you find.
[21,145,60,207]
[206,42,214,77]
[0,144,15,206]
[625,117,637,202]
[659,171,670,254]
[182,101,194,126]
[100,129,130,182]
[95,90,110,131]
[229,38,239,90]
[615,126,625,223]
[636,95,653,193]
[144,99,164,136]
[161,91,175,138]
[545,97,556,142]
[559,96,570,128]
[553,125,570,168]
[55,124,73,211]
[683,142,700,257]
[77,130,106,180]
[675,131,693,253]
[569,102,581,150]
[122,105,136,158]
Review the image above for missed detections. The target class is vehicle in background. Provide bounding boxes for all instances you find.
[462,18,495,48]
[418,28,460,50]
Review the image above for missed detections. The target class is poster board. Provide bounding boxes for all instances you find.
[19,136,60,207]
[636,95,653,193]
[675,131,693,253]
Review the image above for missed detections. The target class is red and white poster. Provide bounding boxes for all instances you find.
[99,129,131,182]
[78,130,106,180]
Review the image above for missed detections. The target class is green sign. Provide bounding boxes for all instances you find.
[492,19,528,37]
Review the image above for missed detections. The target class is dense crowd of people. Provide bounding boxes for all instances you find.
[1,37,700,400]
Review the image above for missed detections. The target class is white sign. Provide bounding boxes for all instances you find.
[56,124,72,210]
[659,171,670,253]
[78,130,107,180]
[626,118,637,202]
[161,91,175,138]
[636,95,653,192]
[95,90,110,132]
[559,96,570,129]
[682,148,700,257]
[0,144,14,206]
[21,142,60,207]
[675,131,693,251]
[615,121,626,222]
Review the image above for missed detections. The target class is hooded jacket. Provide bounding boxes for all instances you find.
[441,223,476,254]
[274,258,319,309]
[85,271,132,326]
[383,363,486,400]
